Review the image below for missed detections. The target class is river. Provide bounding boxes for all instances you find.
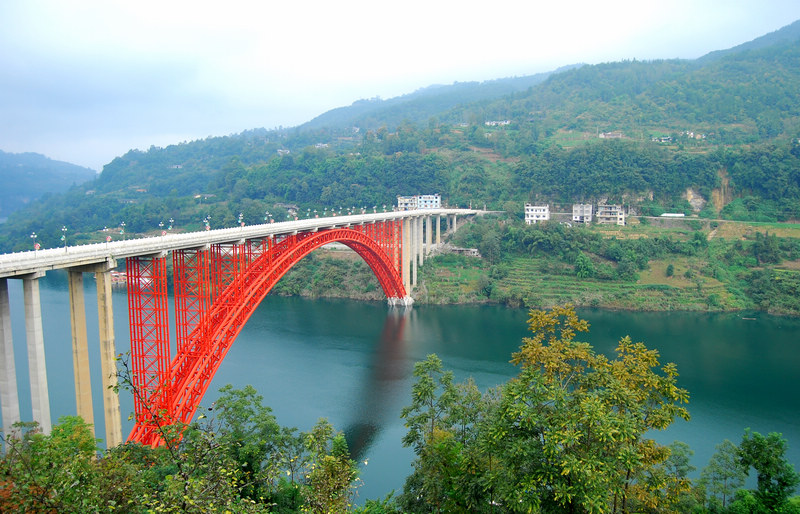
[2,272,799,503]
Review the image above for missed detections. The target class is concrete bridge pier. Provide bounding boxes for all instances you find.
[436,215,441,246]
[425,216,432,256]
[68,262,122,447]
[23,272,51,434]
[0,279,20,435]
[417,216,424,267]
[68,271,94,435]
[95,269,122,447]
[411,217,418,287]
[402,218,410,293]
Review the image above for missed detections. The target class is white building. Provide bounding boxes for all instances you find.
[524,203,550,224]
[397,194,441,210]
[416,194,441,209]
[572,203,593,223]
[396,196,416,211]
[596,204,626,225]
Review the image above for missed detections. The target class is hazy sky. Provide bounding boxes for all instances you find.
[2,0,800,171]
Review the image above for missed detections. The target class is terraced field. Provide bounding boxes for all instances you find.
[419,255,736,312]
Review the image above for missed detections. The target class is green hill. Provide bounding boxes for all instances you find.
[1,21,800,252]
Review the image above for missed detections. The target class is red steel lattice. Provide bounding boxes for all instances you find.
[126,255,171,440]
[129,223,408,446]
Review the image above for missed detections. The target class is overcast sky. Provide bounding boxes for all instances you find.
[2,0,800,171]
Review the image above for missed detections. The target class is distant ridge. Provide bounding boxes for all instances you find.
[0,150,96,218]
[299,64,582,131]
[698,19,800,62]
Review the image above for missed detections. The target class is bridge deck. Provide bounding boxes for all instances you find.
[0,209,478,278]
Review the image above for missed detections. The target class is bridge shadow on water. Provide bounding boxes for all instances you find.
[342,307,410,462]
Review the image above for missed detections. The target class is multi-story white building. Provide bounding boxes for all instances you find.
[572,203,593,223]
[397,196,417,211]
[416,194,441,209]
[596,204,626,225]
[524,203,550,224]
[397,194,441,210]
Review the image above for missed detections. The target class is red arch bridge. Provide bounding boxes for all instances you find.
[0,209,477,447]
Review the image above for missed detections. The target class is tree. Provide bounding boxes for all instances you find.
[491,305,691,513]
[400,354,458,454]
[575,251,596,278]
[663,441,697,512]
[0,417,101,512]
[302,419,360,514]
[214,384,285,497]
[398,356,500,512]
[738,429,800,511]
[666,263,675,277]
[700,439,746,509]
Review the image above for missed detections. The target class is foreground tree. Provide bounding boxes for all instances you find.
[737,429,800,512]
[700,439,746,509]
[491,305,691,513]
[398,305,691,513]
[0,417,102,512]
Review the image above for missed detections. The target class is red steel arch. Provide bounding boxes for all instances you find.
[129,225,408,446]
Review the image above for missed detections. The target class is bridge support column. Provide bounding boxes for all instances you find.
[417,216,424,267]
[23,273,51,434]
[402,220,411,293]
[425,216,432,256]
[68,271,94,435]
[436,215,441,246]
[452,214,458,233]
[411,217,418,287]
[0,279,20,434]
[96,270,121,448]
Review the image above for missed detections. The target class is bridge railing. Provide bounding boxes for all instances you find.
[0,209,479,278]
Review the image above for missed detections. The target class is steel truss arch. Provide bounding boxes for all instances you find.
[130,226,407,446]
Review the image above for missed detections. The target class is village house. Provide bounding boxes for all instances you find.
[572,203,593,223]
[524,203,550,224]
[596,204,626,225]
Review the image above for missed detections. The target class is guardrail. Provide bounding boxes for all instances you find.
[0,209,479,278]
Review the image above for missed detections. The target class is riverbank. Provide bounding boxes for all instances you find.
[273,218,800,316]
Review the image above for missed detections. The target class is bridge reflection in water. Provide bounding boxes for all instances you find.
[344,308,410,461]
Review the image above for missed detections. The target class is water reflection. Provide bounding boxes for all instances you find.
[344,307,409,461]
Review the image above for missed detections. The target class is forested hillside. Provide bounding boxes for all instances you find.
[1,21,799,252]
[0,151,96,219]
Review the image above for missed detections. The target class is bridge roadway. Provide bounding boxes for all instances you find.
[0,208,477,278]
[0,208,477,448]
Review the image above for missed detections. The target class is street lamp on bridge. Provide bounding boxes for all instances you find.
[31,231,39,251]
[119,221,126,240]
[61,226,67,250]
[168,218,174,231]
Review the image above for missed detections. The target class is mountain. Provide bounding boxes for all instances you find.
[697,19,800,63]
[1,22,800,251]
[0,151,96,219]
[299,65,582,131]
